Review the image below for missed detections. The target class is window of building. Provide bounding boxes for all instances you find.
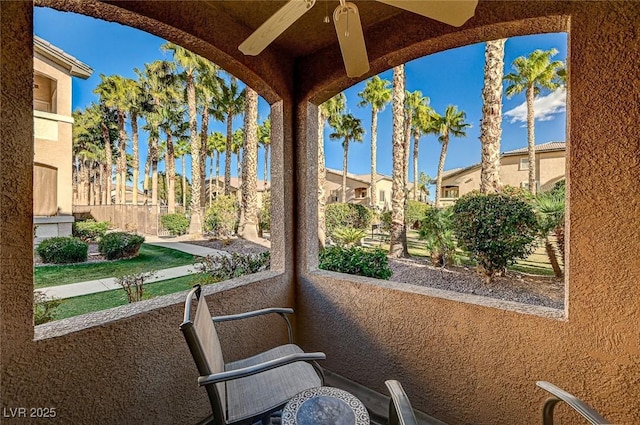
[519,158,529,171]
[355,187,367,199]
[443,187,459,199]
[329,189,339,202]
[379,190,386,202]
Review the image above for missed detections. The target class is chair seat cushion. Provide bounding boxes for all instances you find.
[225,344,322,423]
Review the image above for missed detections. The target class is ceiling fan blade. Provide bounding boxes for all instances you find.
[333,2,370,78]
[376,0,478,27]
[239,0,316,55]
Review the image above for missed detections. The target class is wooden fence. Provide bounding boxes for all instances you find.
[73,205,192,236]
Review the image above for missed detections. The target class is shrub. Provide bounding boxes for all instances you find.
[379,211,392,233]
[161,213,189,236]
[319,246,392,280]
[98,232,145,260]
[332,227,367,247]
[419,207,459,267]
[258,193,271,233]
[36,237,88,264]
[325,203,373,238]
[195,252,270,283]
[116,271,156,303]
[204,195,237,239]
[34,291,62,325]
[452,192,538,283]
[405,200,429,229]
[72,219,109,242]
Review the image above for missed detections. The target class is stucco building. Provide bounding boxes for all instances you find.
[2,2,639,425]
[33,35,92,238]
[440,141,565,205]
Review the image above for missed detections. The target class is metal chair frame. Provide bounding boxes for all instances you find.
[537,381,610,425]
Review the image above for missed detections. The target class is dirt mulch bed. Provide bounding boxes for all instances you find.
[186,238,270,255]
[388,256,564,310]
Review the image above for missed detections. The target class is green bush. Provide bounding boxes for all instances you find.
[332,227,367,247]
[34,291,62,325]
[161,213,189,236]
[452,193,538,283]
[204,195,238,239]
[72,219,109,242]
[36,237,88,264]
[258,193,271,233]
[419,207,459,267]
[195,252,270,283]
[379,211,392,233]
[405,200,429,229]
[319,246,392,280]
[325,203,373,238]
[98,232,145,260]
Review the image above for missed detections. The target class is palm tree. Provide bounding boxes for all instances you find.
[504,48,565,195]
[432,105,471,208]
[162,42,206,233]
[258,117,271,191]
[318,93,346,247]
[535,190,565,278]
[410,96,433,200]
[175,137,191,208]
[94,74,131,204]
[207,132,226,206]
[404,90,427,189]
[389,64,409,258]
[357,76,391,209]
[480,39,506,194]
[329,112,365,203]
[216,75,246,195]
[239,87,259,240]
[123,78,145,205]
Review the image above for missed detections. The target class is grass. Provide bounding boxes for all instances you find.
[51,274,201,320]
[34,244,195,289]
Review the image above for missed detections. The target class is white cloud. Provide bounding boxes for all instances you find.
[504,87,566,124]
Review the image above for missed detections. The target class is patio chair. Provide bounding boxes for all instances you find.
[181,285,326,425]
[385,380,418,425]
[536,381,611,425]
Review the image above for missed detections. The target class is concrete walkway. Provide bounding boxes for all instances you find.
[38,241,227,300]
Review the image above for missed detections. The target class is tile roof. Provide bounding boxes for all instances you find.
[502,141,566,156]
[34,36,93,79]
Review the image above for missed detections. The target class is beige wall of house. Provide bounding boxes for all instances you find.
[440,149,565,205]
[325,169,407,210]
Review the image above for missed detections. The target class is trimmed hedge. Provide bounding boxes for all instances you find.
[325,203,373,238]
[36,237,88,264]
[72,219,109,242]
[98,232,145,260]
[319,246,392,280]
[161,213,189,236]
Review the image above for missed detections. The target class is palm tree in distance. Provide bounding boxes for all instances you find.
[411,100,434,201]
[216,75,246,195]
[357,76,391,209]
[123,77,145,205]
[431,105,471,208]
[329,112,365,203]
[207,131,226,206]
[175,137,190,208]
[404,90,428,189]
[504,48,565,195]
[258,117,271,191]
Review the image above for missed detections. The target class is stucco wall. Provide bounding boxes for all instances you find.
[297,3,640,425]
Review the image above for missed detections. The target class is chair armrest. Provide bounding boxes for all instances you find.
[385,380,418,425]
[212,308,294,343]
[536,381,610,425]
[198,352,326,386]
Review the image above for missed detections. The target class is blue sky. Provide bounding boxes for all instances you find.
[35,7,567,188]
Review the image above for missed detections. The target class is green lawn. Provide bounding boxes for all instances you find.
[52,274,200,320]
[35,244,195,289]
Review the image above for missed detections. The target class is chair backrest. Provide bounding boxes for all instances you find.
[385,380,419,425]
[181,285,227,424]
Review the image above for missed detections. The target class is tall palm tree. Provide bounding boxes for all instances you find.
[431,105,471,208]
[239,87,259,240]
[329,113,365,203]
[162,42,206,233]
[258,117,271,191]
[535,190,565,278]
[175,138,191,208]
[123,78,145,205]
[404,90,427,190]
[94,74,131,204]
[318,93,346,247]
[409,94,433,200]
[142,112,162,206]
[232,128,244,192]
[160,103,187,213]
[480,39,506,194]
[389,64,409,258]
[207,131,226,206]
[357,76,391,209]
[504,48,565,195]
[216,75,246,195]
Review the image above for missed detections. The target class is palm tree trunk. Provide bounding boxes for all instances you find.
[209,153,214,207]
[526,86,536,195]
[82,159,90,205]
[100,122,112,205]
[215,150,220,202]
[116,110,126,204]
[182,155,187,208]
[237,148,242,200]
[131,111,139,205]
[412,129,419,201]
[101,162,108,205]
[224,112,233,196]
[318,110,327,248]
[545,236,563,278]
[239,87,259,240]
[370,108,378,208]
[480,39,505,194]
[166,130,176,213]
[341,140,349,203]
[200,109,209,209]
[435,136,449,208]
[143,154,151,204]
[264,144,270,191]
[404,113,412,189]
[187,74,202,234]
[389,64,409,258]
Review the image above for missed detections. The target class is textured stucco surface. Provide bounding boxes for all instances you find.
[1,1,639,424]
